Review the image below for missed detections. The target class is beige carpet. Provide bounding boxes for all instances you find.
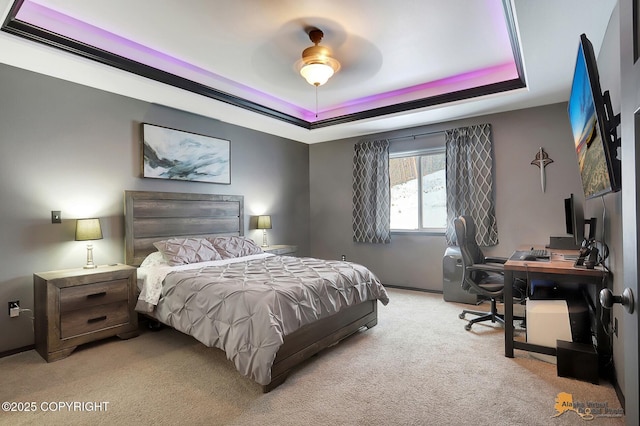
[0,288,624,425]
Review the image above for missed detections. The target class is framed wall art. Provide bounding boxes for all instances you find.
[142,123,230,184]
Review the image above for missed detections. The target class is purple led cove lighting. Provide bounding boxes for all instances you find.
[15,0,307,119]
[313,0,519,121]
[310,61,519,120]
[306,0,518,121]
[14,0,521,124]
[341,63,516,108]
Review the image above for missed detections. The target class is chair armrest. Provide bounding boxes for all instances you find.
[484,256,507,264]
[468,264,504,274]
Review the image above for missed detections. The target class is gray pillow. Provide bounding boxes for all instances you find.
[153,237,222,266]
[207,236,263,259]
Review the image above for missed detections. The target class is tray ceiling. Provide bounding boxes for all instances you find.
[0,0,617,143]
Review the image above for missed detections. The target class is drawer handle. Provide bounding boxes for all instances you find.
[87,316,107,324]
[87,292,107,299]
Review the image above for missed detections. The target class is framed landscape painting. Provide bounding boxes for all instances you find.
[142,123,231,184]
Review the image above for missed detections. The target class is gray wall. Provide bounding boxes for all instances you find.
[0,63,310,353]
[310,102,584,291]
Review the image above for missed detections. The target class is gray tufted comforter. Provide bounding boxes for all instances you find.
[152,255,389,385]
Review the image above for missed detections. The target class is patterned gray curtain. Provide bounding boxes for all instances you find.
[445,124,498,246]
[352,139,391,243]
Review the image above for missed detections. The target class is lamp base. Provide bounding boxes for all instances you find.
[83,244,97,269]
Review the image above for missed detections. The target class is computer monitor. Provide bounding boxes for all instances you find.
[565,194,584,246]
[564,194,596,245]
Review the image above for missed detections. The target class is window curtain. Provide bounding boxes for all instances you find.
[445,124,498,246]
[352,139,391,243]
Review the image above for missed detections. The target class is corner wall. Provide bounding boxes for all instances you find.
[309,103,584,291]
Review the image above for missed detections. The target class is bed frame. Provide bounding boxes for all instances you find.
[124,190,378,392]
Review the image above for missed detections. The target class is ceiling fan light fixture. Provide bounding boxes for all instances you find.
[298,29,340,86]
[300,62,335,86]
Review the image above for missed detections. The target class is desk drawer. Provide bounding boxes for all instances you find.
[60,301,129,339]
[60,279,129,312]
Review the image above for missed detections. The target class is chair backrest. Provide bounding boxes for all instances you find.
[454,216,485,267]
[454,215,505,298]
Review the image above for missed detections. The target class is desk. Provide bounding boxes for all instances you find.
[504,249,609,365]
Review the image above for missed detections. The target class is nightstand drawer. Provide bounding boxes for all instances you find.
[60,300,129,339]
[60,279,129,312]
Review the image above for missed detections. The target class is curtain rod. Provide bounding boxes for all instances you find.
[387,129,445,143]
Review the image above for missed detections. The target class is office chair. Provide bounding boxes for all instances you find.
[454,215,510,331]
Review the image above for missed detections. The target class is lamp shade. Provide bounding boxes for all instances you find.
[256,215,272,230]
[75,218,103,241]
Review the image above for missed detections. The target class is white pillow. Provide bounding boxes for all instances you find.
[139,251,168,267]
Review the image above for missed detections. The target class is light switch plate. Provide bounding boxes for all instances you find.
[51,210,61,223]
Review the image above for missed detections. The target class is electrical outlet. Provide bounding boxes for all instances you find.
[8,300,19,318]
[614,317,618,337]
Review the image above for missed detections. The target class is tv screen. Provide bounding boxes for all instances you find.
[567,34,620,199]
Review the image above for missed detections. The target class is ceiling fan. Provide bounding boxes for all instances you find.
[297,28,341,86]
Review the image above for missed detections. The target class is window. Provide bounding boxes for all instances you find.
[390,148,446,232]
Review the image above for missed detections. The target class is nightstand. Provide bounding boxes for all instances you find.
[262,245,298,256]
[33,264,138,362]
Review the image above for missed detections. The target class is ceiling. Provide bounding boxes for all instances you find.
[0,0,617,144]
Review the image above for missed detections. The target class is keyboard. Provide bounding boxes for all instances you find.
[523,249,550,259]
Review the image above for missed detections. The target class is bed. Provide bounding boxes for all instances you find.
[124,190,389,392]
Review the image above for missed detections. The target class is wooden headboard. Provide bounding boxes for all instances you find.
[124,190,244,266]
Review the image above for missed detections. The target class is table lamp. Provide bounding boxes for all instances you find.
[257,215,272,247]
[75,218,103,269]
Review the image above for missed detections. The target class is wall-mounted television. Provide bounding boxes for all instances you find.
[567,33,620,199]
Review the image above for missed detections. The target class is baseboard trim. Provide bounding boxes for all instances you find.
[0,344,34,359]
[609,363,625,410]
[383,284,443,294]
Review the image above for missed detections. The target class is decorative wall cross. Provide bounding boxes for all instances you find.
[531,147,553,192]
